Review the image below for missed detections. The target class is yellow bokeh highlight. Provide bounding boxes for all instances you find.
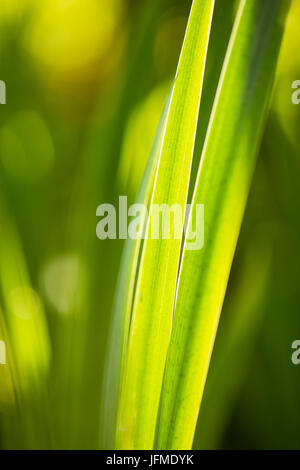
[117,81,170,199]
[25,0,124,76]
[41,253,84,315]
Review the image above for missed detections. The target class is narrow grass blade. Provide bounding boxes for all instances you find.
[0,196,51,448]
[0,308,16,411]
[101,84,173,449]
[157,0,291,450]
[116,0,215,450]
[0,204,51,393]
[196,241,271,449]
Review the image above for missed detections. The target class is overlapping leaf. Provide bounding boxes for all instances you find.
[157,0,291,450]
[115,0,215,449]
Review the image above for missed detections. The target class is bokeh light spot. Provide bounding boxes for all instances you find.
[0,110,54,183]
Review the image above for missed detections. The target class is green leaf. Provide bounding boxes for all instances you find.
[115,0,215,450]
[157,0,291,450]
[101,83,174,449]
[0,196,51,448]
[196,240,271,449]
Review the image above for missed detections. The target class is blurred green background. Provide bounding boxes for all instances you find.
[0,0,299,450]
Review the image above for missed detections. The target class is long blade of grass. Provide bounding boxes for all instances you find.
[157,0,291,450]
[0,196,51,448]
[101,83,174,449]
[116,0,215,450]
[196,240,271,449]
